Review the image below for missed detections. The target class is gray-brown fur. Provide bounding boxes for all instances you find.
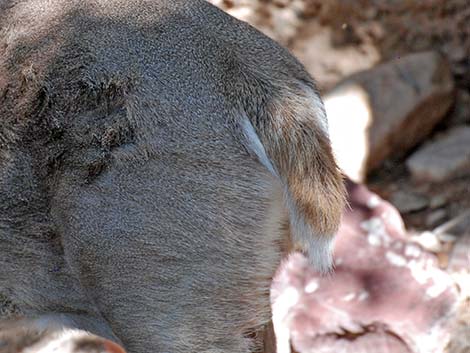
[0,0,345,352]
[0,320,47,353]
[0,318,125,353]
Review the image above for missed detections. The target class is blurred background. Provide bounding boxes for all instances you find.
[208,1,469,353]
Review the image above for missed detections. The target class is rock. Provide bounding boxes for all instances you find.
[291,23,380,90]
[446,301,470,353]
[325,51,454,182]
[271,181,458,353]
[448,232,470,274]
[434,210,470,240]
[406,127,470,182]
[425,209,448,228]
[208,0,303,44]
[429,195,447,209]
[446,231,470,353]
[446,90,470,126]
[390,190,429,213]
[410,231,443,253]
[292,330,412,353]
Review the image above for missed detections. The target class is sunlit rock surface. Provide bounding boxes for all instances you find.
[271,182,462,353]
[325,52,454,182]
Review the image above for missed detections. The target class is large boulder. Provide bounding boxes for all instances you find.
[325,51,455,182]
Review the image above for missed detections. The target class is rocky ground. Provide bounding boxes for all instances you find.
[210,1,469,352]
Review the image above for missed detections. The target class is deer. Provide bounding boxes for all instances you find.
[0,0,345,352]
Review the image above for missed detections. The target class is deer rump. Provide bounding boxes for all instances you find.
[0,1,345,352]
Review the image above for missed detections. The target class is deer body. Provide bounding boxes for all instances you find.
[0,1,345,352]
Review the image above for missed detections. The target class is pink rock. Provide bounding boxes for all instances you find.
[271,181,458,353]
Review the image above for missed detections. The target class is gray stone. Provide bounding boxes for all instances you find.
[390,191,429,213]
[425,209,448,228]
[325,51,455,182]
[446,90,470,126]
[434,209,470,238]
[429,195,447,209]
[406,126,470,182]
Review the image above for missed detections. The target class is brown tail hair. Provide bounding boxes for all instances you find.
[241,82,346,272]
